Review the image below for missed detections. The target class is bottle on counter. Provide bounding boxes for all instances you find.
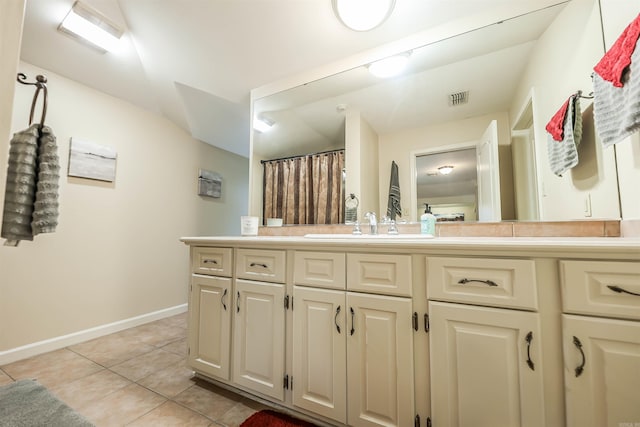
[420,203,436,236]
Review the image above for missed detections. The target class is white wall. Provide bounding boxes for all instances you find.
[345,109,379,220]
[510,0,620,221]
[0,61,248,357]
[378,111,512,222]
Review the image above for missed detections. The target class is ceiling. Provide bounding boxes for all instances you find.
[18,0,561,158]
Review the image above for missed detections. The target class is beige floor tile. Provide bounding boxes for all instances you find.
[51,369,132,412]
[154,313,188,330]
[81,383,166,426]
[1,348,102,388]
[70,333,157,367]
[217,401,260,427]
[0,370,14,386]
[116,322,186,348]
[173,382,242,421]
[137,360,195,398]
[126,401,212,426]
[110,349,183,382]
[161,337,188,356]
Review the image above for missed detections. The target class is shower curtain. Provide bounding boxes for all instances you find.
[263,150,344,225]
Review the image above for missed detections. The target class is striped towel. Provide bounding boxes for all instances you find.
[386,160,402,220]
[593,40,640,147]
[546,95,582,177]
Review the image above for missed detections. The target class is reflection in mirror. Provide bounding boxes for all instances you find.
[251,0,621,225]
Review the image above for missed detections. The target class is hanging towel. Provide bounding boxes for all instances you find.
[546,95,582,177]
[1,124,60,244]
[545,98,571,141]
[593,17,640,147]
[386,160,402,220]
[593,13,640,88]
[32,125,60,235]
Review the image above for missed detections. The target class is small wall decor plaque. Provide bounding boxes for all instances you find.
[68,138,117,182]
[198,169,222,198]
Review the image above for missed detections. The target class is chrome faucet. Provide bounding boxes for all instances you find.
[365,212,378,235]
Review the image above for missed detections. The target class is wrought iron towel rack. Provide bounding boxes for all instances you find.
[16,73,48,127]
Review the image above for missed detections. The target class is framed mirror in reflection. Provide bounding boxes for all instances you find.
[250,0,623,225]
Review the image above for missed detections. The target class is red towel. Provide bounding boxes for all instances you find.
[594,13,640,87]
[546,97,571,141]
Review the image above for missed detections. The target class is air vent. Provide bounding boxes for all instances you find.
[448,91,469,106]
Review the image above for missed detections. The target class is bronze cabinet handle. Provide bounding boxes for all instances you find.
[458,278,498,287]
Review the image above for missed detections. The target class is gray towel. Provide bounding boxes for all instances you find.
[593,45,640,147]
[2,124,60,244]
[386,160,401,220]
[547,95,582,177]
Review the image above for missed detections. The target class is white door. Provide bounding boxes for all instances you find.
[188,274,232,381]
[347,292,414,427]
[233,279,285,400]
[477,120,502,221]
[292,286,347,423]
[563,314,640,427]
[429,301,545,427]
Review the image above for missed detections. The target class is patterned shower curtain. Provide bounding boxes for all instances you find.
[263,150,344,225]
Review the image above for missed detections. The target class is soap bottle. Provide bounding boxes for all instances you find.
[420,203,436,236]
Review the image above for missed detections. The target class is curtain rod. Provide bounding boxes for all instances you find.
[260,148,344,164]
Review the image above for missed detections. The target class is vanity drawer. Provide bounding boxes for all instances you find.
[427,257,538,310]
[294,251,346,290]
[347,253,412,297]
[236,249,286,284]
[560,260,640,320]
[191,247,233,277]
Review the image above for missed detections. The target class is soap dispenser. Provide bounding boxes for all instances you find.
[420,203,436,236]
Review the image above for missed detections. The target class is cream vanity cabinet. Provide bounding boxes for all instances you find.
[560,260,640,427]
[291,251,415,427]
[427,257,546,427]
[188,247,234,381]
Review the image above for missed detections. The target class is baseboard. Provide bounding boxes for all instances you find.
[0,304,187,365]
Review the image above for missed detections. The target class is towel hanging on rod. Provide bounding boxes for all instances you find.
[16,73,48,127]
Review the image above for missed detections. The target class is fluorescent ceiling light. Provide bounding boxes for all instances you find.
[58,1,123,53]
[333,0,395,31]
[438,166,454,175]
[254,117,274,133]
[368,53,411,78]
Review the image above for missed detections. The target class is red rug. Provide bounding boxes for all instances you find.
[240,409,319,427]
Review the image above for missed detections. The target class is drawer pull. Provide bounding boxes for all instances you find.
[335,306,341,334]
[458,278,498,287]
[607,285,640,297]
[221,288,228,311]
[572,336,586,377]
[525,331,535,371]
[203,259,218,265]
[250,262,268,269]
[350,307,355,336]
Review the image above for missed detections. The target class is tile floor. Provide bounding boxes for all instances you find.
[0,312,269,426]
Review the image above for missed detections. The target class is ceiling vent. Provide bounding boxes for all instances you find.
[448,91,469,106]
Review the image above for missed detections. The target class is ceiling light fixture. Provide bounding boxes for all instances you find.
[368,52,411,78]
[332,0,396,32]
[58,1,123,53]
[253,117,275,133]
[438,165,454,175]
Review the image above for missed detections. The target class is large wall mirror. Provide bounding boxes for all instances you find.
[250,0,628,225]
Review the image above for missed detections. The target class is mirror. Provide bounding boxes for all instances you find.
[250,0,622,224]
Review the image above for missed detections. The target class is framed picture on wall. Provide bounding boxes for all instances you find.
[198,169,222,198]
[68,138,117,182]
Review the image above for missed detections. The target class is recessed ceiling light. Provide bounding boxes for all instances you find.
[438,165,454,175]
[368,53,411,78]
[332,0,395,32]
[58,1,123,53]
[254,117,275,133]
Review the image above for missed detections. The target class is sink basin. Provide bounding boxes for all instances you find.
[304,233,434,239]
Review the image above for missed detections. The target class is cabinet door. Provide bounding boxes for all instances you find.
[188,274,232,380]
[563,314,640,427]
[292,286,347,424]
[429,301,544,427]
[347,292,414,427]
[233,279,286,401]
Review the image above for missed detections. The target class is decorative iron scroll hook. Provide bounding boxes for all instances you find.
[17,73,48,127]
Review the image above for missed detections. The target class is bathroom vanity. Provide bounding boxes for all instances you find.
[181,234,640,427]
